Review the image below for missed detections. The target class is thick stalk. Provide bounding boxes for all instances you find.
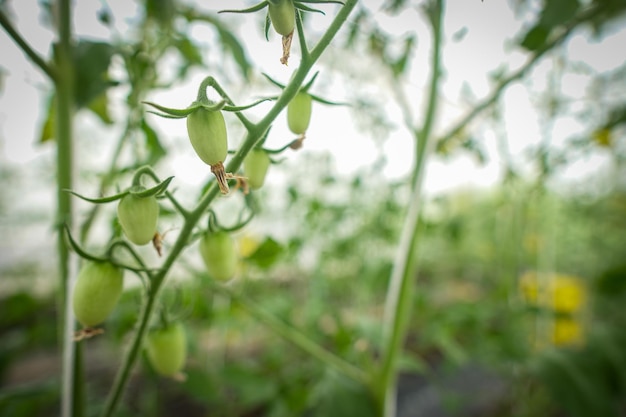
[377,1,443,416]
[54,0,80,416]
[100,2,357,415]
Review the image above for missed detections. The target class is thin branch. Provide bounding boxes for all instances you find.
[435,5,598,150]
[0,9,57,81]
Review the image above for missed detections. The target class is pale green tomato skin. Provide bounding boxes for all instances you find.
[287,92,312,135]
[199,231,237,281]
[186,108,228,166]
[117,193,159,245]
[268,0,295,36]
[244,149,271,190]
[72,262,124,328]
[146,322,187,376]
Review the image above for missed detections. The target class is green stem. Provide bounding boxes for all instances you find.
[377,1,443,416]
[100,2,357,415]
[209,280,369,385]
[0,9,57,81]
[53,0,80,416]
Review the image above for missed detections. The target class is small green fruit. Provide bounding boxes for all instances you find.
[72,261,124,328]
[117,192,159,245]
[268,0,296,36]
[244,149,271,190]
[186,107,228,166]
[287,92,312,135]
[199,231,237,281]
[146,322,187,377]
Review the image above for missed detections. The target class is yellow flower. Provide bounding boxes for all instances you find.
[552,317,584,346]
[552,274,586,314]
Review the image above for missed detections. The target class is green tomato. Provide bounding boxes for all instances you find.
[287,92,312,135]
[244,149,271,190]
[268,0,295,36]
[117,192,159,245]
[199,231,237,281]
[186,107,228,166]
[146,322,187,377]
[72,261,124,328]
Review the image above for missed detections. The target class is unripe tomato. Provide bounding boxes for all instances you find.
[146,322,187,377]
[199,231,237,281]
[268,0,295,36]
[244,149,271,190]
[287,92,312,135]
[186,107,228,166]
[72,261,124,328]
[117,192,159,245]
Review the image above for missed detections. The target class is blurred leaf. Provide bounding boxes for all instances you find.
[39,95,56,143]
[536,349,616,417]
[87,92,113,124]
[141,118,167,165]
[452,26,468,42]
[246,237,284,269]
[520,24,550,51]
[72,39,118,108]
[223,363,280,407]
[175,36,203,78]
[212,19,253,80]
[383,0,410,14]
[307,369,376,417]
[145,0,177,28]
[539,0,579,28]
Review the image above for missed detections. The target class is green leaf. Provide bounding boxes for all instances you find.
[72,40,118,108]
[306,369,376,417]
[540,0,580,28]
[141,118,167,165]
[175,37,203,67]
[245,237,284,269]
[520,24,550,51]
[38,95,56,143]
[87,93,113,125]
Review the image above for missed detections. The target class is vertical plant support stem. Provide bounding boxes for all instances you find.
[54,1,80,416]
[377,1,443,416]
